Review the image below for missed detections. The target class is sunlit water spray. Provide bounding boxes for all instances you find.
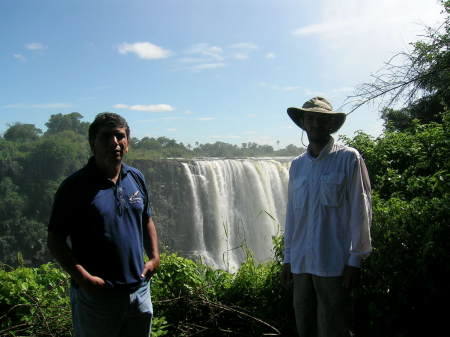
[177,158,291,271]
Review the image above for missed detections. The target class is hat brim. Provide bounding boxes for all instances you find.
[287,107,346,134]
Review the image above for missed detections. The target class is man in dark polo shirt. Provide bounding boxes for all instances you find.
[47,112,160,337]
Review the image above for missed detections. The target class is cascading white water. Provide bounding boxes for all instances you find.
[179,158,291,271]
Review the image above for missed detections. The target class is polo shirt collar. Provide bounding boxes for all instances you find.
[86,156,131,181]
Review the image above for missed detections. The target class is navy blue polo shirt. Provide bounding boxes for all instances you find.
[49,157,153,288]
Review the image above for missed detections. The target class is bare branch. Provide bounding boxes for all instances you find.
[345,14,450,115]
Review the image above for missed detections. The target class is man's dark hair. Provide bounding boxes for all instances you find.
[88,112,130,146]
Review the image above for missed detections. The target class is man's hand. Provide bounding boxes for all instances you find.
[141,258,160,280]
[280,263,293,288]
[342,265,361,290]
[47,232,106,291]
[83,274,106,288]
[73,267,106,291]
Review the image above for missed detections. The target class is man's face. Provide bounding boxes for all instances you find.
[302,111,334,143]
[92,126,129,165]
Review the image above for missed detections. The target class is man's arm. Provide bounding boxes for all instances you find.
[344,153,372,289]
[47,231,105,289]
[141,217,160,279]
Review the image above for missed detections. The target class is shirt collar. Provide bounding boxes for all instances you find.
[306,136,334,161]
[86,156,130,180]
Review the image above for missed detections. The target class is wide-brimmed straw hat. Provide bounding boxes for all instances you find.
[287,97,346,134]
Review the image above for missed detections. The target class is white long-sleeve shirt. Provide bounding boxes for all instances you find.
[284,137,372,277]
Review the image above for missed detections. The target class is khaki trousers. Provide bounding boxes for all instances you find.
[292,273,352,337]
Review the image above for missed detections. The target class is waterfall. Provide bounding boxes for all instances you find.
[177,158,291,271]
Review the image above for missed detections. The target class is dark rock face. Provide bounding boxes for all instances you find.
[130,159,194,253]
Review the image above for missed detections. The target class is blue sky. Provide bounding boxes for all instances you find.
[0,0,446,148]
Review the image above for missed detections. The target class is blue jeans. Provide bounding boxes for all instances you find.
[70,281,153,337]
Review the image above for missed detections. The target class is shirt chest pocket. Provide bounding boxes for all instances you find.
[293,177,308,210]
[320,173,345,207]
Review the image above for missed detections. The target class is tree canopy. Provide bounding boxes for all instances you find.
[44,112,90,136]
[3,123,42,142]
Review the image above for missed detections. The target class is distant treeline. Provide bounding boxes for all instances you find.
[1,112,304,159]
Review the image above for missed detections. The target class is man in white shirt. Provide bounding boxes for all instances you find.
[280,97,372,337]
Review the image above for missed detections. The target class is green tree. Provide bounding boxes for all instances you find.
[45,112,90,136]
[0,177,25,221]
[23,131,89,182]
[3,123,42,142]
[20,131,89,222]
[0,177,50,267]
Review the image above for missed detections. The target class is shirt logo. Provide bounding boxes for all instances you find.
[129,191,143,203]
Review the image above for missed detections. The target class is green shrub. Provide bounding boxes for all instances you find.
[0,263,171,337]
[0,263,71,337]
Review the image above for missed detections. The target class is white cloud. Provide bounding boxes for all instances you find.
[178,57,208,63]
[293,21,350,37]
[282,86,302,92]
[191,63,225,71]
[265,53,276,59]
[178,44,227,71]
[229,42,258,60]
[229,42,258,50]
[247,114,257,118]
[113,104,174,112]
[167,128,176,132]
[25,42,46,51]
[244,130,257,135]
[196,117,215,121]
[259,82,301,91]
[332,87,354,94]
[118,42,172,60]
[138,116,183,122]
[184,110,193,114]
[292,1,443,39]
[304,89,326,97]
[291,0,445,82]
[186,43,224,61]
[211,134,242,139]
[180,42,259,69]
[233,53,248,60]
[2,103,72,109]
[13,54,26,62]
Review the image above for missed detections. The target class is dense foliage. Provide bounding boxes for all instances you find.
[340,113,449,336]
[0,250,295,337]
[0,264,71,337]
